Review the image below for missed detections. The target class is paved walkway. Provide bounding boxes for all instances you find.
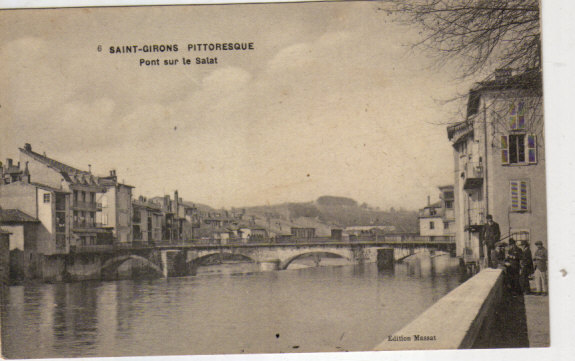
[474,287,549,348]
[523,293,550,347]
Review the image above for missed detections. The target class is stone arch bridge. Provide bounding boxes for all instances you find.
[61,241,454,280]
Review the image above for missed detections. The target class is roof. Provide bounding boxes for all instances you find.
[20,146,89,176]
[20,145,106,188]
[0,209,40,223]
[447,121,473,142]
[473,69,542,93]
[29,181,71,193]
[132,199,163,211]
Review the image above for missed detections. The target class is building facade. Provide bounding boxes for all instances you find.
[132,196,163,244]
[99,171,134,244]
[418,186,455,238]
[447,69,545,266]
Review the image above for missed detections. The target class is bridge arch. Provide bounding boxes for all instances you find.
[101,254,164,279]
[395,247,447,262]
[280,251,351,270]
[187,252,257,267]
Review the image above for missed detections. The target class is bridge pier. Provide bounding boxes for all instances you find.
[259,259,280,271]
[160,250,194,277]
[377,248,395,270]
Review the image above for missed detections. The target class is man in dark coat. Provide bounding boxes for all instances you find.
[483,214,501,267]
[506,238,523,294]
[519,240,534,294]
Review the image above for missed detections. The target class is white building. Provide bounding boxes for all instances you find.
[447,69,545,266]
[418,185,455,239]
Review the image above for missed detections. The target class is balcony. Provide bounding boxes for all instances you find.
[72,221,109,233]
[463,162,484,190]
[72,200,102,211]
[465,207,485,232]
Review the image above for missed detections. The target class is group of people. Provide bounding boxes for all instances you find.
[483,215,548,296]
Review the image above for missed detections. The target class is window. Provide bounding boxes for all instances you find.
[429,221,435,230]
[445,200,453,209]
[458,141,468,155]
[501,101,537,165]
[510,229,530,242]
[443,221,449,230]
[501,134,537,165]
[509,102,526,130]
[43,193,51,203]
[510,180,530,212]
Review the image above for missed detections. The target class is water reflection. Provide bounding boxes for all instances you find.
[2,254,463,358]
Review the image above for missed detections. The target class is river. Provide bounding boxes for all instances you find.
[1,254,464,358]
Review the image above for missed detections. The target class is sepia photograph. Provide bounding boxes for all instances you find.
[0,0,568,359]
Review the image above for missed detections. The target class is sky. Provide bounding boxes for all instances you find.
[0,1,477,209]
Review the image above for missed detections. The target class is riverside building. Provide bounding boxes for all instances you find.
[447,69,545,269]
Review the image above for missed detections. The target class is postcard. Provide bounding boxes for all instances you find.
[0,1,565,360]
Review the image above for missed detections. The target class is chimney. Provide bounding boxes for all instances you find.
[22,162,30,183]
[88,164,92,174]
[427,195,430,206]
[494,68,512,80]
[164,195,170,210]
[174,190,179,213]
[6,159,12,168]
[24,143,32,151]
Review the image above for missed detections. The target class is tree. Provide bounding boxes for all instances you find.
[385,0,541,77]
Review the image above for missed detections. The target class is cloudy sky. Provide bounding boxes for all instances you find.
[0,2,477,209]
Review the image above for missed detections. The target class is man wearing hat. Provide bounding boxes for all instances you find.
[519,240,534,294]
[483,215,501,267]
[533,241,548,295]
[506,238,523,294]
[490,242,507,269]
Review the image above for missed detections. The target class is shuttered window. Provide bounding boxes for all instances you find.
[509,101,526,130]
[510,180,529,212]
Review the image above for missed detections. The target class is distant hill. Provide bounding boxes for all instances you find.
[316,196,358,207]
[242,196,419,236]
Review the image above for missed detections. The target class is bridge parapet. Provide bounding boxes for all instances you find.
[373,268,503,350]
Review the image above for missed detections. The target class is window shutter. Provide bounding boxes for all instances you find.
[509,103,517,130]
[527,134,537,164]
[511,180,529,212]
[510,181,519,211]
[501,135,509,165]
[520,180,529,211]
[517,102,526,129]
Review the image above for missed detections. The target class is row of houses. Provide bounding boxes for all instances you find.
[0,145,340,261]
[0,144,229,259]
